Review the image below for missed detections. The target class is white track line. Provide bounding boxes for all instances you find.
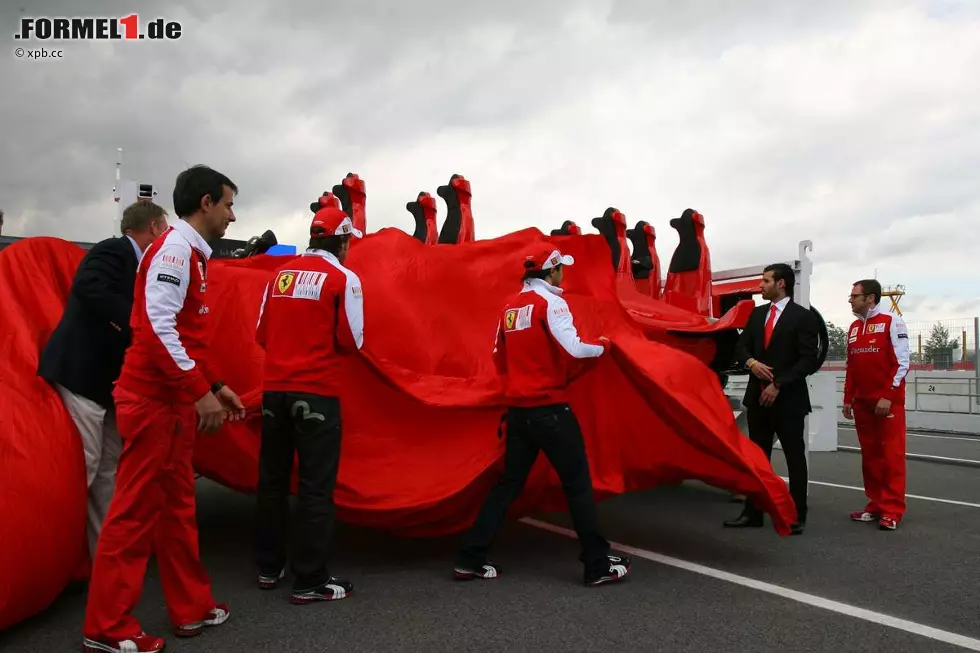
[839,428,980,443]
[520,517,980,651]
[779,477,980,509]
[908,433,980,443]
[837,447,980,467]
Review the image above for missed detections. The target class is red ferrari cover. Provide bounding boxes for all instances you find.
[0,228,793,630]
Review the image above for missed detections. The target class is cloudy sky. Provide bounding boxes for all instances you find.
[2,0,978,332]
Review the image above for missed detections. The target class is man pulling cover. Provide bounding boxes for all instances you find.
[253,200,365,603]
[454,245,632,587]
[82,165,244,653]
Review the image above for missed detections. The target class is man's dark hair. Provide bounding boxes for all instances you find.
[854,278,882,304]
[309,232,350,255]
[120,201,167,235]
[172,165,237,218]
[764,263,795,297]
[522,260,558,282]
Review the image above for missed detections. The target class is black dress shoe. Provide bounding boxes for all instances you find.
[791,522,805,535]
[723,515,764,528]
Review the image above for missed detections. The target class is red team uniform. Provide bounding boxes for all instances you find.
[454,246,632,586]
[83,219,228,652]
[493,271,606,407]
[844,305,910,529]
[253,205,364,602]
[256,249,364,397]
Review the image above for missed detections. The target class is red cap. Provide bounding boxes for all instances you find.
[524,245,575,272]
[310,198,363,238]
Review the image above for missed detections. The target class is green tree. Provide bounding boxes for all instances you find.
[923,323,959,364]
[826,321,848,360]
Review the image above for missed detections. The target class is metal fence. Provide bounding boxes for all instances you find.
[909,374,979,414]
[903,317,978,368]
[820,316,980,414]
[824,316,979,372]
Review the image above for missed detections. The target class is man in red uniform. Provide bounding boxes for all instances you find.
[82,165,246,653]
[253,200,363,603]
[843,278,910,531]
[453,245,632,587]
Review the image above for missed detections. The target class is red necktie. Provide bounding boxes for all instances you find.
[763,304,777,348]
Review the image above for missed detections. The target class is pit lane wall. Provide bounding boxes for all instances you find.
[829,369,980,435]
[725,373,840,452]
[727,370,980,438]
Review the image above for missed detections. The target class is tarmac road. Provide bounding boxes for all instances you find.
[838,425,980,463]
[2,446,979,653]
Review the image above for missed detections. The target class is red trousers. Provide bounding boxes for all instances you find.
[83,387,215,640]
[853,398,907,520]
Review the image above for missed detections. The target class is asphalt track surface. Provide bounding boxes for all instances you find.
[3,428,980,653]
[838,425,980,463]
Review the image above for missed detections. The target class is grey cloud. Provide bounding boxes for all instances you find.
[2,0,979,328]
[3,0,620,242]
[607,0,895,53]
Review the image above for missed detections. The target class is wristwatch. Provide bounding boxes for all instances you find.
[211,380,225,394]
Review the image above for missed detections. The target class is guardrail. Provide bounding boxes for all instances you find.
[911,376,979,414]
[824,371,979,415]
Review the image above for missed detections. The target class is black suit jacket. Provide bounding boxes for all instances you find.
[37,236,140,408]
[735,298,819,416]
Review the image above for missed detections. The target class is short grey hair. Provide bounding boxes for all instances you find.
[120,201,167,235]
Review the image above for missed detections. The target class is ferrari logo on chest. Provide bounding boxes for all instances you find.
[272,269,327,300]
[503,305,533,331]
[277,271,296,294]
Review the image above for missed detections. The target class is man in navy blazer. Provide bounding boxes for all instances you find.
[38,200,169,556]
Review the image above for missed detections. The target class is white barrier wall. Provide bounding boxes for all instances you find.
[725,372,839,452]
[807,373,839,451]
[825,369,980,435]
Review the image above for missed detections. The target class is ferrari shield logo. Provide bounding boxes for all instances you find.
[503,305,533,331]
[273,269,326,300]
[276,271,296,295]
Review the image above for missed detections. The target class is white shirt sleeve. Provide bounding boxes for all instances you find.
[546,296,604,359]
[890,313,911,387]
[145,241,196,372]
[342,269,365,350]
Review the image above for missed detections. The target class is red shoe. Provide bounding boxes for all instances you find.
[878,516,899,531]
[850,510,879,522]
[174,603,231,637]
[82,632,165,652]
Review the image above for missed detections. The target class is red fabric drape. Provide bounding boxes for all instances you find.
[0,228,793,631]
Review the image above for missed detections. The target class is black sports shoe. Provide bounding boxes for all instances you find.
[584,555,632,586]
[453,563,500,580]
[290,577,354,604]
[257,567,285,590]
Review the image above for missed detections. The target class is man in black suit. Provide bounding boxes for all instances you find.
[38,200,169,556]
[724,263,819,534]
